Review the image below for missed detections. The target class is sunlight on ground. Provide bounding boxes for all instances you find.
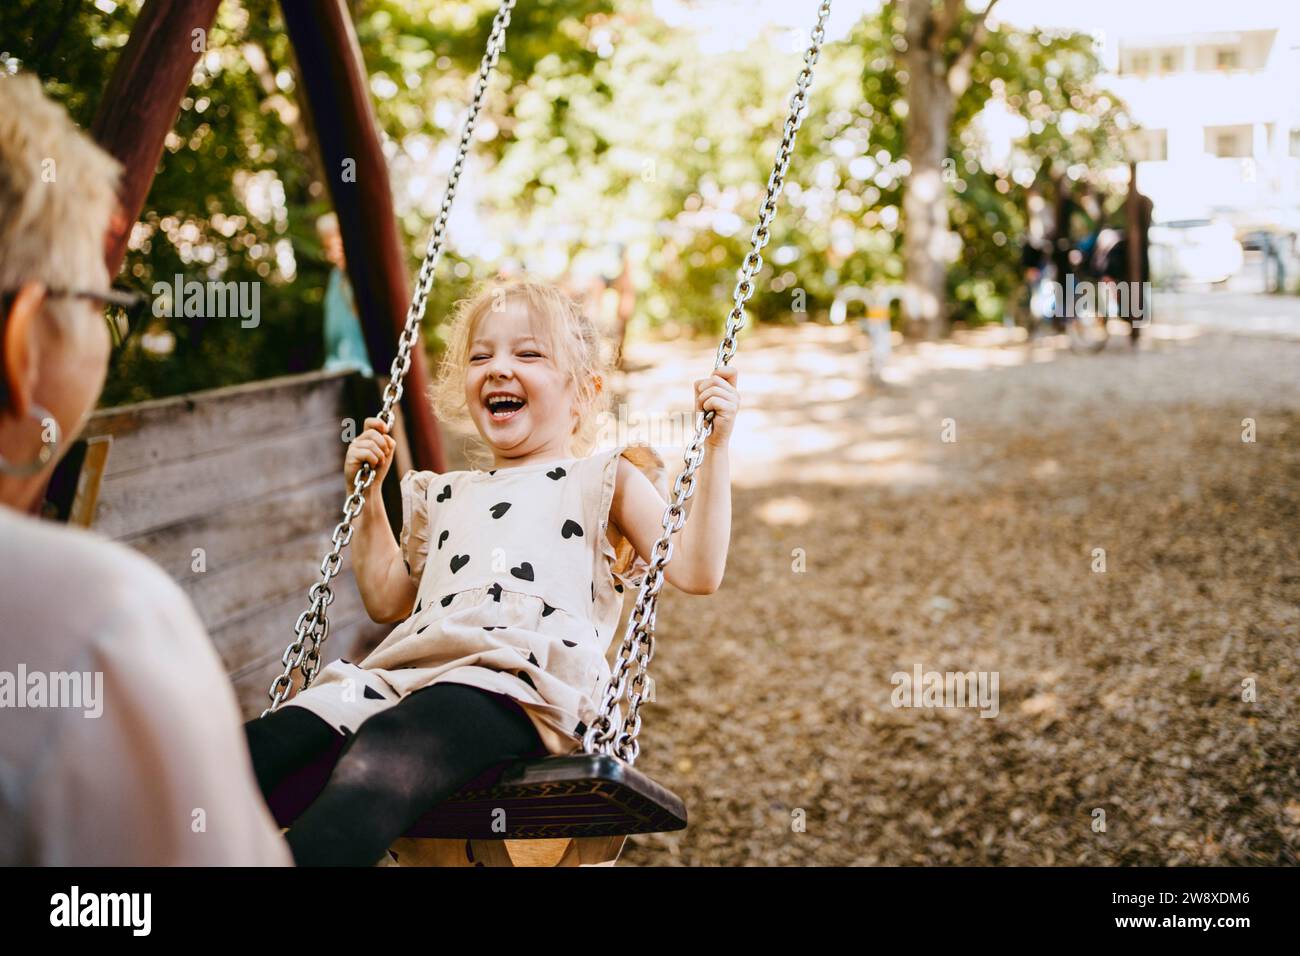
[754,495,815,526]
[618,323,1011,490]
[446,316,1238,490]
[1146,322,1203,341]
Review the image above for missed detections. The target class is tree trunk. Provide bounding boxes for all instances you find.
[612,245,635,370]
[901,1,957,340]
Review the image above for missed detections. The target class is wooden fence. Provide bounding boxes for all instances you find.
[49,368,409,717]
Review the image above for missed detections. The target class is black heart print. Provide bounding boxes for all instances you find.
[440,594,455,607]
[364,686,384,700]
[488,582,502,602]
[483,625,504,631]
[438,530,449,550]
[510,562,534,581]
[573,720,587,737]
[542,603,556,617]
[528,652,539,666]
[489,469,497,476]
[562,519,583,539]
[417,623,430,633]
[591,581,595,601]
[546,467,566,480]
[437,485,451,502]
[563,639,577,647]
[615,583,624,593]
[490,502,512,519]
[403,558,410,575]
[517,671,537,690]
[450,554,469,573]
[415,599,422,613]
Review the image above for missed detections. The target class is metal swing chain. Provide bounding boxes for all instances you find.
[583,0,833,763]
[263,0,518,717]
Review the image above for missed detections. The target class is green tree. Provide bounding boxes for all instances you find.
[2,0,1133,414]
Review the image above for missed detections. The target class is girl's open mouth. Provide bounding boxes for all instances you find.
[486,395,527,422]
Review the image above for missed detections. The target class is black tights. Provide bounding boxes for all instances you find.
[244,682,546,866]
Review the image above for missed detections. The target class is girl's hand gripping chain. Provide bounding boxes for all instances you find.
[345,416,398,490]
[695,364,740,448]
[342,416,414,623]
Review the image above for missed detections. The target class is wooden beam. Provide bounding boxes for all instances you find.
[92,0,222,273]
[279,0,446,473]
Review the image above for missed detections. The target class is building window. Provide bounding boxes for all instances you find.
[1215,48,1240,71]
[1205,124,1252,158]
[1159,52,1179,74]
[1133,129,1168,162]
[1291,129,1300,159]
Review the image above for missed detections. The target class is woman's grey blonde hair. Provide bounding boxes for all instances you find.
[430,276,611,469]
[0,73,122,343]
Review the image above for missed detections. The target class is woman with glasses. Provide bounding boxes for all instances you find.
[0,73,291,866]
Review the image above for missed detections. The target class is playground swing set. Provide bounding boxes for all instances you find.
[41,0,833,866]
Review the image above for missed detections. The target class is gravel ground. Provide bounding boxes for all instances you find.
[605,322,1299,865]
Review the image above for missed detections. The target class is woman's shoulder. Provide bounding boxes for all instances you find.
[2,508,175,598]
[0,508,208,651]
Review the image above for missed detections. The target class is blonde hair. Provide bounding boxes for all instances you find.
[430,276,610,469]
[0,73,122,346]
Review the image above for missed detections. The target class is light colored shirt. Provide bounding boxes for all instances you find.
[0,503,293,866]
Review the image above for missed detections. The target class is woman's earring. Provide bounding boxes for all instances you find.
[0,403,61,476]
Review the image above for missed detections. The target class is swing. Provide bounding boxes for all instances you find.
[262,0,833,844]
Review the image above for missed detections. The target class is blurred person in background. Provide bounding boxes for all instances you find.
[318,212,373,377]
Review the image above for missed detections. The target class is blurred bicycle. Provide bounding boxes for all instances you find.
[1020,256,1110,354]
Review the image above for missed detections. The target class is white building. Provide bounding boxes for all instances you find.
[1104,22,1300,228]
[996,0,1300,230]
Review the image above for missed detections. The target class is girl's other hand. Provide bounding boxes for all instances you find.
[344,416,397,489]
[695,364,739,448]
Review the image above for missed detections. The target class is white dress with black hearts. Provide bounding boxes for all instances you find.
[282,442,665,760]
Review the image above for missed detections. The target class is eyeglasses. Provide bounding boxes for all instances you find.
[1,285,149,369]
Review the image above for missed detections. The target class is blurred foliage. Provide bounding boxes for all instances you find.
[2,0,1129,407]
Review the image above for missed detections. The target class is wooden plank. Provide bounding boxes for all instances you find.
[121,472,350,578]
[92,419,344,539]
[84,368,355,478]
[183,528,350,635]
[54,364,419,723]
[214,567,373,677]
[69,436,114,529]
